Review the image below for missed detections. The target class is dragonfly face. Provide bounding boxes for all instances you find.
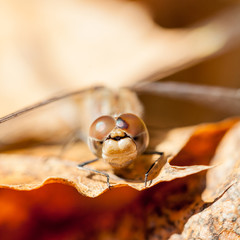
[88,113,149,168]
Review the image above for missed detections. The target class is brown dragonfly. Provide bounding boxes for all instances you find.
[0,81,239,188]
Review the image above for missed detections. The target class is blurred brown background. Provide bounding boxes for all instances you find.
[0,0,240,116]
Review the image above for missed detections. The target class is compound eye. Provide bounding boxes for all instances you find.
[89,115,116,141]
[116,113,146,137]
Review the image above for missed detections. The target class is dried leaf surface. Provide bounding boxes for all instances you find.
[170,181,240,240]
[168,120,240,239]
[202,121,240,202]
[0,118,237,197]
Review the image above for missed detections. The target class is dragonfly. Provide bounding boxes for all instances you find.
[0,81,239,188]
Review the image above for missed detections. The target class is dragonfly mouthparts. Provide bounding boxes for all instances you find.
[107,132,128,141]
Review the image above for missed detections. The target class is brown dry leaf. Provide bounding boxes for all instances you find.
[0,162,238,239]
[167,120,240,239]
[170,181,240,240]
[0,117,237,197]
[202,121,240,202]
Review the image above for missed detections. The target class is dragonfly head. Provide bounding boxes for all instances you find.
[88,113,149,169]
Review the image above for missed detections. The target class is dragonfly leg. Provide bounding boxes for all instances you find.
[143,151,164,187]
[78,158,111,189]
[78,158,99,167]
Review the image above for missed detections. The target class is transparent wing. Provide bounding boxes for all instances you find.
[0,86,103,151]
[1,81,239,152]
[132,81,240,129]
